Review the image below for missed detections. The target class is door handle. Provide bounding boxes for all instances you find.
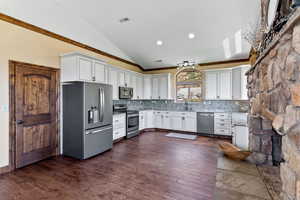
[16,120,24,125]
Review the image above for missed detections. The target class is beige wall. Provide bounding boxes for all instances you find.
[0,20,142,167]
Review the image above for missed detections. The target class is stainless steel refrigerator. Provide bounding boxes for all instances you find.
[63,81,113,159]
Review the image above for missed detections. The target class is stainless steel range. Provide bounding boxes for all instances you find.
[126,110,139,138]
[113,104,139,139]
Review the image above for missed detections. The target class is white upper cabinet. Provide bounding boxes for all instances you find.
[108,67,119,100]
[125,72,131,87]
[93,61,106,83]
[152,76,160,99]
[241,66,250,100]
[205,69,232,100]
[232,65,250,100]
[78,57,93,81]
[143,75,152,99]
[159,75,168,99]
[205,72,218,99]
[232,67,242,100]
[150,74,172,100]
[61,53,173,100]
[136,75,144,100]
[61,53,107,83]
[118,71,126,87]
[218,70,232,99]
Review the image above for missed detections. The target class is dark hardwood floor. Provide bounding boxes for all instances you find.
[0,132,225,200]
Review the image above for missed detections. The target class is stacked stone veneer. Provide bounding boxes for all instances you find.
[247,14,300,200]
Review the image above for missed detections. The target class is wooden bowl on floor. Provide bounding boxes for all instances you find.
[218,142,251,161]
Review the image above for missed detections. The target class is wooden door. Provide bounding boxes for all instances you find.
[14,62,59,168]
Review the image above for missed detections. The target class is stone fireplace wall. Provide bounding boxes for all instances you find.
[247,10,300,200]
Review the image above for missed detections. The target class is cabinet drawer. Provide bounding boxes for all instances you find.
[214,118,231,124]
[113,128,126,140]
[215,113,231,118]
[214,122,231,129]
[113,114,126,124]
[215,128,232,136]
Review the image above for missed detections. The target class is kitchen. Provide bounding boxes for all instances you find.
[0,1,272,199]
[61,52,250,159]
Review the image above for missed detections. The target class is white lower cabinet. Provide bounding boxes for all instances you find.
[138,110,236,136]
[145,110,153,128]
[182,114,197,132]
[113,114,126,140]
[214,113,232,136]
[162,112,172,129]
[153,111,163,129]
[139,111,146,130]
[170,114,184,131]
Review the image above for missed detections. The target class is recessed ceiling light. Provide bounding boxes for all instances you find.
[119,17,130,23]
[156,40,163,46]
[188,33,195,39]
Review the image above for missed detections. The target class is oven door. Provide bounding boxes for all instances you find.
[127,114,139,133]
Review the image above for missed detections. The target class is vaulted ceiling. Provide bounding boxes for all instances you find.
[1,0,260,69]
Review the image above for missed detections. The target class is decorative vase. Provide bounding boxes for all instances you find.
[292,0,300,8]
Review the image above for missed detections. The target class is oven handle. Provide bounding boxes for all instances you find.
[128,114,139,117]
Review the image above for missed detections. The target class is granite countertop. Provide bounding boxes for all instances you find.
[136,108,248,113]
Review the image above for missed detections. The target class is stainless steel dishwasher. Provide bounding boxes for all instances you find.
[197,112,214,134]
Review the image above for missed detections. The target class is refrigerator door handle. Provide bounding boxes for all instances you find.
[86,126,113,135]
[100,88,105,122]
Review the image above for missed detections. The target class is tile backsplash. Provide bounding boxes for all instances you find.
[113,100,249,113]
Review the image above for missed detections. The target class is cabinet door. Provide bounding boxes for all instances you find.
[241,66,250,100]
[232,67,242,100]
[159,75,168,99]
[152,76,160,99]
[163,114,172,129]
[153,112,163,128]
[131,75,137,99]
[108,69,119,100]
[183,117,197,132]
[93,61,106,83]
[171,115,183,131]
[139,113,145,130]
[205,72,218,99]
[144,76,152,99]
[145,111,153,128]
[118,71,126,87]
[136,76,144,99]
[218,70,232,99]
[78,57,93,81]
[124,72,131,87]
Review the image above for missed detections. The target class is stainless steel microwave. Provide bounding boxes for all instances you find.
[119,87,133,99]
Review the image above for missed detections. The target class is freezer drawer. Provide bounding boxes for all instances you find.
[84,126,113,159]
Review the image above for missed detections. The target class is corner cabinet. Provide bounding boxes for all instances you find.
[232,65,250,100]
[61,53,107,83]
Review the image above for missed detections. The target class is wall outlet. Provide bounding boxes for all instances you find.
[0,105,8,112]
